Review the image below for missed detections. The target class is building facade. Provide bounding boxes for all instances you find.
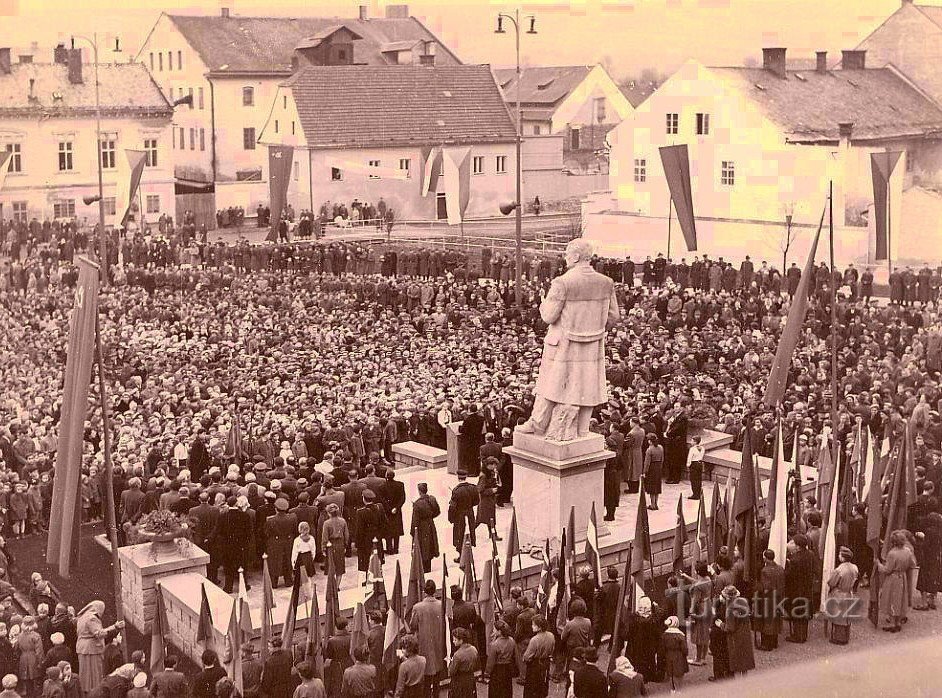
[0,46,174,226]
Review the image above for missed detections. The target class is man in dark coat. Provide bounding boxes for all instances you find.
[382,470,406,554]
[210,496,252,592]
[449,470,480,559]
[784,534,817,643]
[756,549,786,651]
[459,405,486,477]
[409,483,440,572]
[264,499,298,588]
[594,567,621,647]
[663,406,689,484]
[189,492,220,579]
[260,637,297,698]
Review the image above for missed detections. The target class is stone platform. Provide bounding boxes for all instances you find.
[391,441,448,469]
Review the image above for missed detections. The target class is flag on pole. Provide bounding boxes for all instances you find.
[350,602,368,660]
[554,529,571,635]
[325,547,341,639]
[695,494,708,562]
[46,257,100,577]
[365,546,387,615]
[763,201,825,405]
[440,553,450,661]
[882,428,916,559]
[536,539,552,617]
[725,478,737,554]
[114,149,147,229]
[819,456,842,612]
[261,554,274,662]
[709,475,723,562]
[227,595,243,692]
[0,150,12,193]
[503,508,520,597]
[768,421,790,565]
[238,568,253,636]
[197,582,215,650]
[672,496,688,571]
[383,563,403,670]
[460,536,477,604]
[658,144,698,250]
[566,506,576,578]
[306,579,324,677]
[406,537,425,616]
[150,582,167,674]
[631,484,652,589]
[266,145,294,241]
[733,430,758,582]
[861,427,876,502]
[871,151,904,261]
[585,502,603,586]
[280,564,302,648]
[606,551,633,674]
[479,558,497,647]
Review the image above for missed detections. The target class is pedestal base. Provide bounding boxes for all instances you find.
[506,430,614,549]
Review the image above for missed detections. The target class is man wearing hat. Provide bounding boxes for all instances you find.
[448,470,479,561]
[42,633,75,673]
[264,498,298,588]
[188,493,220,580]
[209,497,252,593]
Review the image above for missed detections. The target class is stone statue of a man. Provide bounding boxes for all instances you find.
[518,239,620,441]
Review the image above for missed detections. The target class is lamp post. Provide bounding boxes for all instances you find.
[72,33,121,286]
[496,10,537,307]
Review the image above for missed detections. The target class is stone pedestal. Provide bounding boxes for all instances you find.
[392,441,449,469]
[505,430,614,549]
[117,540,209,633]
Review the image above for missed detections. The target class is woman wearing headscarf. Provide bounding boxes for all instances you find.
[75,601,123,693]
[659,616,688,693]
[878,530,918,633]
[607,656,645,697]
[719,585,754,677]
[826,546,859,645]
[17,617,44,698]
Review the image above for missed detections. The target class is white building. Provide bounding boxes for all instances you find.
[585,48,942,266]
[258,65,517,222]
[0,46,174,226]
[135,5,461,195]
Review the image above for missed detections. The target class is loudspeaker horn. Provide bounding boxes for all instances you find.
[83,195,101,206]
[499,201,518,216]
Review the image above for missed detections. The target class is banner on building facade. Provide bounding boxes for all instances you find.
[46,256,100,577]
[421,146,442,197]
[870,151,903,262]
[443,146,472,225]
[114,150,147,229]
[0,150,11,193]
[267,146,295,241]
[658,144,698,251]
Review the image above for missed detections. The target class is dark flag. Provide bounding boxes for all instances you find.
[871,151,903,261]
[659,144,697,251]
[267,145,294,241]
[383,563,403,671]
[631,483,652,588]
[672,496,688,572]
[733,430,758,582]
[503,508,520,597]
[763,201,826,406]
[197,582,215,650]
[150,583,167,674]
[47,257,100,577]
[115,150,147,229]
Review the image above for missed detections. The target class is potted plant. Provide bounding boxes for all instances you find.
[132,510,188,553]
[688,402,719,431]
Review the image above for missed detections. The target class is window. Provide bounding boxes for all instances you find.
[243,128,256,150]
[158,53,163,71]
[696,112,710,135]
[100,138,116,169]
[188,88,194,109]
[331,167,343,181]
[368,160,380,179]
[199,128,205,152]
[149,53,154,71]
[293,161,299,181]
[633,158,646,183]
[338,49,347,62]
[189,128,195,150]
[666,113,679,135]
[11,201,27,222]
[496,155,507,174]
[53,200,75,219]
[291,121,295,135]
[102,197,116,216]
[283,95,287,109]
[721,160,735,186]
[167,51,173,71]
[177,51,182,70]
[242,86,254,106]
[399,158,411,176]
[5,143,21,173]
[571,127,581,150]
[198,87,204,110]
[274,120,279,134]
[144,138,158,167]
[179,127,185,149]
[594,97,606,122]
[472,156,484,175]
[146,195,160,214]
[533,124,542,135]
[906,151,915,172]
[57,141,73,171]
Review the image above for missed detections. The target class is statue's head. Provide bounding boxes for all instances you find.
[565,239,594,266]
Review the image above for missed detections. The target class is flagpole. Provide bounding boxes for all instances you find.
[829,179,839,501]
[666,198,672,260]
[95,312,127,662]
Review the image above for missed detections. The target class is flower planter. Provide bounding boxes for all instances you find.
[136,527,186,554]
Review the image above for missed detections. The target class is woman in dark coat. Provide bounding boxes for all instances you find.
[409,483,440,573]
[916,511,942,609]
[475,459,499,539]
[643,434,663,510]
[708,597,731,682]
[658,616,688,691]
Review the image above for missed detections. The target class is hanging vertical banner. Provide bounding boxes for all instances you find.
[659,144,697,251]
[870,151,903,262]
[46,256,100,577]
[421,146,441,197]
[443,146,472,225]
[114,150,147,229]
[267,145,295,241]
[0,150,11,193]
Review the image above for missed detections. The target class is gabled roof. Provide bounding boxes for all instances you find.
[619,81,657,108]
[295,25,362,50]
[493,65,592,105]
[0,62,171,118]
[710,66,942,141]
[283,65,516,148]
[915,4,942,29]
[165,14,460,74]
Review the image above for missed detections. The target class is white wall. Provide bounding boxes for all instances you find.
[0,114,175,224]
[552,64,634,132]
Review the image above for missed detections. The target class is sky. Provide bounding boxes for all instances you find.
[0,0,927,80]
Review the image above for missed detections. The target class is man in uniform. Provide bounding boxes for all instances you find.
[449,470,479,560]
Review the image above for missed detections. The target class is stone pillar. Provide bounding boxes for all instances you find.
[505,430,613,549]
[117,540,210,633]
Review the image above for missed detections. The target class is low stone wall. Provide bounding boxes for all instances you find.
[392,441,448,470]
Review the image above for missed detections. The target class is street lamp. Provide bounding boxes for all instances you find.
[496,10,536,308]
[71,34,121,286]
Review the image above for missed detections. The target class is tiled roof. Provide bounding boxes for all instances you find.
[494,65,592,105]
[285,65,516,148]
[167,14,460,74]
[0,62,171,117]
[711,66,942,141]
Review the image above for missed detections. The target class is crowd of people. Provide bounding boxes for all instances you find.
[1,213,942,695]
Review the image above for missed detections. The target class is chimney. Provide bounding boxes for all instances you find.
[762,47,787,79]
[0,48,10,75]
[67,48,83,85]
[841,49,866,70]
[221,7,230,18]
[54,43,68,64]
[816,51,828,74]
[385,5,409,18]
[359,5,368,20]
[28,78,35,99]
[838,121,854,143]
